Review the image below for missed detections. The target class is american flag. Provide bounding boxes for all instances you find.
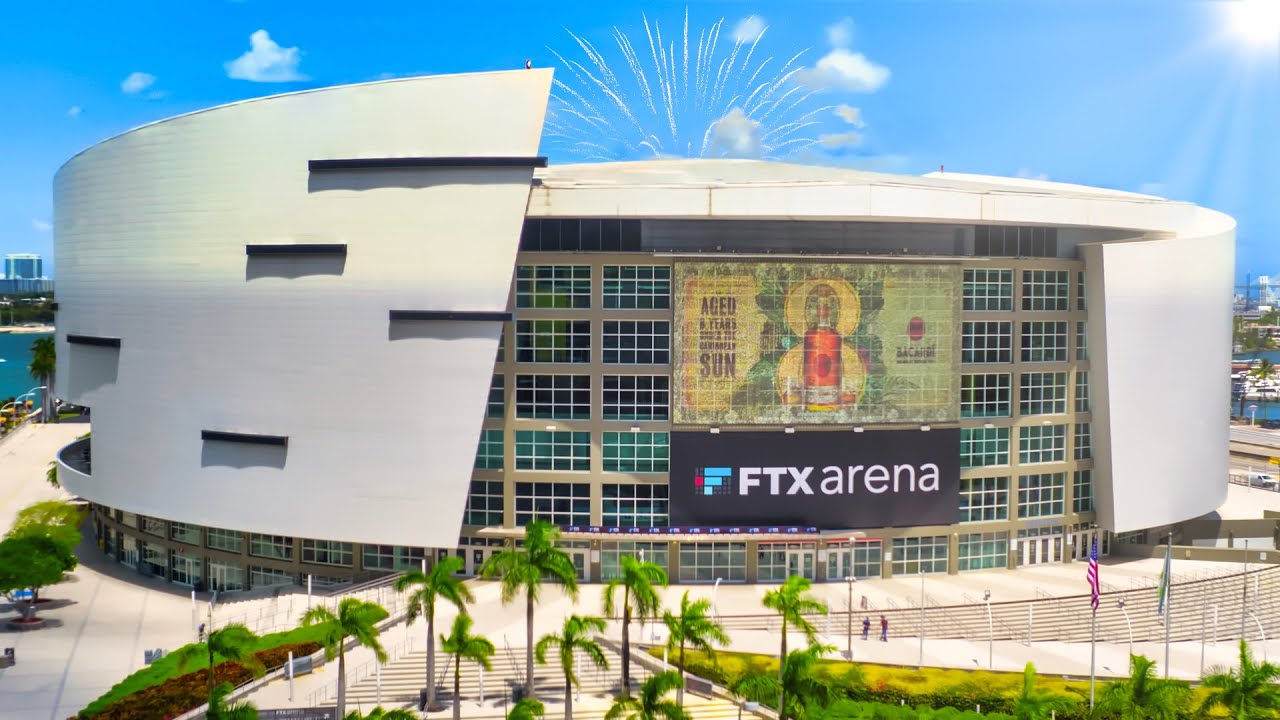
[1087,537,1101,612]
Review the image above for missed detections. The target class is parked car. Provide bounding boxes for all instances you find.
[1248,471,1278,490]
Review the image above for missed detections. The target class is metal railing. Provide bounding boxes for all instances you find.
[306,634,416,707]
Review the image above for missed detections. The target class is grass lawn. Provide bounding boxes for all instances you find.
[80,623,330,716]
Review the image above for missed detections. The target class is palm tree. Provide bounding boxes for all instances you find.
[662,591,729,707]
[480,519,579,701]
[395,555,474,711]
[207,681,258,720]
[605,670,690,720]
[1200,640,1280,720]
[1010,662,1071,720]
[535,615,609,720]
[730,670,780,709]
[777,644,838,720]
[1094,654,1189,720]
[507,698,546,720]
[441,614,496,720]
[604,554,668,696]
[1252,358,1276,382]
[301,598,390,718]
[27,336,55,424]
[173,623,264,710]
[344,707,419,720]
[761,575,826,718]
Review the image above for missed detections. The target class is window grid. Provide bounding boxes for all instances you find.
[603,321,671,364]
[1020,321,1068,363]
[514,430,591,471]
[758,542,818,582]
[960,476,1009,523]
[1074,423,1092,460]
[825,540,883,580]
[1018,473,1066,518]
[963,269,1013,311]
[301,539,353,567]
[207,528,243,553]
[1073,470,1094,513]
[1019,372,1067,415]
[1076,371,1091,413]
[975,226,1058,257]
[962,321,1013,364]
[958,532,1008,571]
[514,482,591,526]
[249,534,293,561]
[1021,270,1070,311]
[1076,322,1088,361]
[604,266,671,310]
[170,551,200,587]
[1019,424,1066,464]
[891,536,949,575]
[678,542,748,583]
[475,429,504,471]
[961,427,1010,468]
[601,541,670,580]
[603,431,670,473]
[141,516,165,537]
[602,484,670,527]
[961,373,1011,418]
[602,375,670,421]
[515,374,591,419]
[515,265,591,309]
[1077,271,1087,311]
[249,565,293,588]
[465,480,505,526]
[208,561,245,592]
[488,375,504,418]
[170,522,200,545]
[362,545,426,572]
[515,320,591,364]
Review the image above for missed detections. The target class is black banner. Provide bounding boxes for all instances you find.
[669,429,960,528]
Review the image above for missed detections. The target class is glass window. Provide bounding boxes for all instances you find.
[1020,321,1068,363]
[171,551,202,587]
[678,541,747,583]
[960,476,1009,523]
[963,269,1013,311]
[602,375,670,421]
[601,541,670,580]
[1021,270,1070,311]
[170,522,201,545]
[757,542,817,582]
[1019,424,1066,464]
[301,539,353,567]
[962,321,1013,364]
[958,532,1008,571]
[208,561,245,592]
[514,482,591,526]
[891,536,948,575]
[488,375,505,419]
[603,432,669,473]
[140,516,165,537]
[515,375,591,419]
[249,565,293,588]
[119,511,138,529]
[602,484,669,527]
[465,480,504,527]
[961,373,1011,418]
[475,429,504,470]
[1018,473,1066,518]
[961,427,1010,468]
[514,430,590,471]
[1073,470,1094,513]
[207,527,243,553]
[1076,371,1091,413]
[604,266,671,309]
[825,540,882,580]
[975,226,1057,257]
[603,321,670,364]
[515,265,591,309]
[1074,423,1092,460]
[249,534,293,561]
[1076,321,1088,361]
[362,545,426,572]
[142,543,166,577]
[515,320,591,364]
[1077,271,1087,311]
[1019,372,1067,415]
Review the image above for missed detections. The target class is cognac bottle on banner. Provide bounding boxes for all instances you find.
[803,285,842,411]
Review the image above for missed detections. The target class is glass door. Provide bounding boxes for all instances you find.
[786,549,815,579]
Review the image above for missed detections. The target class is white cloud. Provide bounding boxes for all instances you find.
[819,132,863,149]
[1015,168,1050,181]
[31,219,51,232]
[733,16,766,43]
[796,48,890,92]
[225,30,308,82]
[121,72,156,95]
[710,108,761,158]
[827,18,855,48]
[834,104,865,128]
[66,106,82,118]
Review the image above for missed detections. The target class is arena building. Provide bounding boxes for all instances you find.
[52,69,1235,591]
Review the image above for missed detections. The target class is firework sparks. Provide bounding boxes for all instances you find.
[544,11,835,161]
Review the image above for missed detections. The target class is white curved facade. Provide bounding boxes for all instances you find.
[54,70,1234,587]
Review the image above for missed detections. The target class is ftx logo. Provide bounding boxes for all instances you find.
[694,467,734,496]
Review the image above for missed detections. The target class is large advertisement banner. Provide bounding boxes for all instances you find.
[674,262,960,425]
[669,429,961,528]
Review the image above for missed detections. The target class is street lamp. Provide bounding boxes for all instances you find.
[1250,404,1259,426]
[846,576,856,660]
[983,590,993,669]
[1116,599,1133,674]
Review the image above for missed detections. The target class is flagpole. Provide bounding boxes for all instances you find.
[1164,534,1172,679]
[1089,609,1097,708]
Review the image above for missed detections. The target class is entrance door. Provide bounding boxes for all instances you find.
[568,549,590,582]
[465,547,494,577]
[786,549,815,579]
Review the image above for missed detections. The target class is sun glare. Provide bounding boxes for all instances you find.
[1226,0,1280,46]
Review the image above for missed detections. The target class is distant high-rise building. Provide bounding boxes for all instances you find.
[4,254,42,280]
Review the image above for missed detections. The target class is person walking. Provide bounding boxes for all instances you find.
[879,615,888,641]
[861,616,871,640]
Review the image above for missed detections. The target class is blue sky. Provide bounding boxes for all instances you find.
[2,0,1276,284]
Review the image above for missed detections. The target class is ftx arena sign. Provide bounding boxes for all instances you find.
[669,429,960,528]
